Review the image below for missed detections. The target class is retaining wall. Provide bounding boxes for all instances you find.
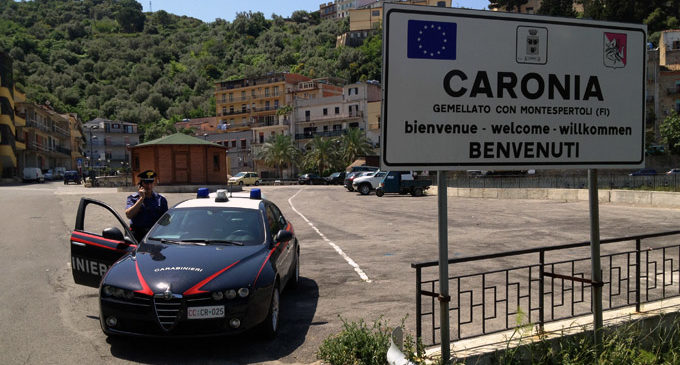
[429,186,680,209]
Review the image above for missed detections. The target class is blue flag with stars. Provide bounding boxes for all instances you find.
[407,20,457,60]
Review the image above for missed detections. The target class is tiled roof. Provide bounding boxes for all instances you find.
[134,133,225,147]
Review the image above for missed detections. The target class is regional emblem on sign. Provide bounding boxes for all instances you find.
[604,32,626,68]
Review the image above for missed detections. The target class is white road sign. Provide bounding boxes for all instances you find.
[381,4,646,170]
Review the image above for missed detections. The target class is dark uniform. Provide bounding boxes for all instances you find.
[126,170,168,242]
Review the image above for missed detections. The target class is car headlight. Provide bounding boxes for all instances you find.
[238,288,249,298]
[212,291,224,301]
[224,289,237,300]
[102,285,135,299]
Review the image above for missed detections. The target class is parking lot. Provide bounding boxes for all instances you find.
[5,182,680,364]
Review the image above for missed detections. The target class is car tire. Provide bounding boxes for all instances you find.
[239,181,243,186]
[261,282,280,339]
[347,185,354,192]
[376,188,384,197]
[413,187,423,197]
[255,180,260,186]
[359,183,371,195]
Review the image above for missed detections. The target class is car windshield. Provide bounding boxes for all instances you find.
[234,172,246,177]
[147,207,265,246]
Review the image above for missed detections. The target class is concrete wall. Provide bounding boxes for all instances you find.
[429,186,680,209]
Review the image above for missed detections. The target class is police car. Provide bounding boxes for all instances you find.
[69,188,299,338]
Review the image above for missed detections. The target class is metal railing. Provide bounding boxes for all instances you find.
[412,230,680,346]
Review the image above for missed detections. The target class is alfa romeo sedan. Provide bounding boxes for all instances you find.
[70,189,299,338]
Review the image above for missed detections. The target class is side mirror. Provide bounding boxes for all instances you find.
[102,227,125,241]
[274,230,293,243]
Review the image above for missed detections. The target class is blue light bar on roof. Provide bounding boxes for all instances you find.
[197,188,209,198]
[250,188,261,200]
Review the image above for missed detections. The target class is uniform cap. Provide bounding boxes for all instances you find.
[138,170,157,182]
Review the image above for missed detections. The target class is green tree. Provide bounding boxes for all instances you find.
[488,0,528,11]
[115,0,145,33]
[255,134,299,178]
[660,111,680,154]
[537,0,576,17]
[338,128,373,167]
[303,136,338,176]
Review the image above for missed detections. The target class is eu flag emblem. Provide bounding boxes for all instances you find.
[407,20,456,60]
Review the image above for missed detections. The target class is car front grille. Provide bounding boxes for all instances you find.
[153,295,182,331]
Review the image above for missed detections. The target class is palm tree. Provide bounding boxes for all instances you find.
[338,127,373,166]
[303,136,338,176]
[255,134,298,178]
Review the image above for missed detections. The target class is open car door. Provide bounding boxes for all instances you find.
[70,198,137,288]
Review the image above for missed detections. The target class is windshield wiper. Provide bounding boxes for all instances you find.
[182,239,244,246]
[147,237,199,245]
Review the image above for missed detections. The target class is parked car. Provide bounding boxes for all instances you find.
[376,171,432,197]
[349,165,379,174]
[22,167,44,183]
[298,173,326,185]
[325,171,346,185]
[63,170,82,184]
[352,171,388,195]
[629,169,657,176]
[228,171,261,186]
[667,168,680,175]
[344,171,371,192]
[69,189,299,338]
[44,169,55,180]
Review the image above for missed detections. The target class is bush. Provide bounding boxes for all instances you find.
[317,316,424,365]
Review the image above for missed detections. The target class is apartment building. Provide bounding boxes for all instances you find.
[83,118,140,170]
[320,2,337,20]
[0,52,26,179]
[489,0,583,14]
[16,102,71,173]
[291,81,381,150]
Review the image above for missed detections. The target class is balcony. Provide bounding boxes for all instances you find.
[295,129,347,140]
[298,111,363,124]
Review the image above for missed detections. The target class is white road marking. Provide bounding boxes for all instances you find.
[288,189,371,283]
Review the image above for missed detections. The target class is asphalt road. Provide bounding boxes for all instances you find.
[2,181,680,364]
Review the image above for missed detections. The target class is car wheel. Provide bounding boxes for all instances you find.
[376,188,384,197]
[359,183,371,195]
[288,248,299,290]
[261,282,280,339]
[413,187,423,197]
[347,185,354,192]
[239,181,243,186]
[255,180,260,186]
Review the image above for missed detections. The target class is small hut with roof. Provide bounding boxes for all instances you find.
[129,133,227,185]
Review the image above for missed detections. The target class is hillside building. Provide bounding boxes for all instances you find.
[83,118,141,171]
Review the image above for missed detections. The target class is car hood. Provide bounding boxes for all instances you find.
[111,241,270,294]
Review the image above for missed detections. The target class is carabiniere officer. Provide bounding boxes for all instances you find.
[126,169,168,242]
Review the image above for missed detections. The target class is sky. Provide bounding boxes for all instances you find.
[138,0,490,23]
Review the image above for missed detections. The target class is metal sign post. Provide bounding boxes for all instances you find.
[437,171,450,361]
[588,169,603,348]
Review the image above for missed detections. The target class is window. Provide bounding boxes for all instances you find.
[222,107,227,115]
[526,7,534,14]
[264,88,270,97]
[334,107,339,114]
[675,41,680,50]
[229,106,234,114]
[229,93,233,102]
[274,100,279,109]
[241,139,246,149]
[274,86,279,96]
[241,91,246,100]
[259,132,264,144]
[437,1,445,6]
[372,10,379,16]
[305,110,311,121]
[221,94,226,102]
[323,108,328,116]
[241,104,246,113]
[265,101,270,110]
[231,140,237,148]
[265,204,284,237]
[333,124,341,131]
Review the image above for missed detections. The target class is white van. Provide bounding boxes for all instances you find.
[23,167,45,183]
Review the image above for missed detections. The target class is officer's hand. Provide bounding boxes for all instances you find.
[138,186,146,199]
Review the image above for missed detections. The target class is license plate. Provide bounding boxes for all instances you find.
[187,305,225,319]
